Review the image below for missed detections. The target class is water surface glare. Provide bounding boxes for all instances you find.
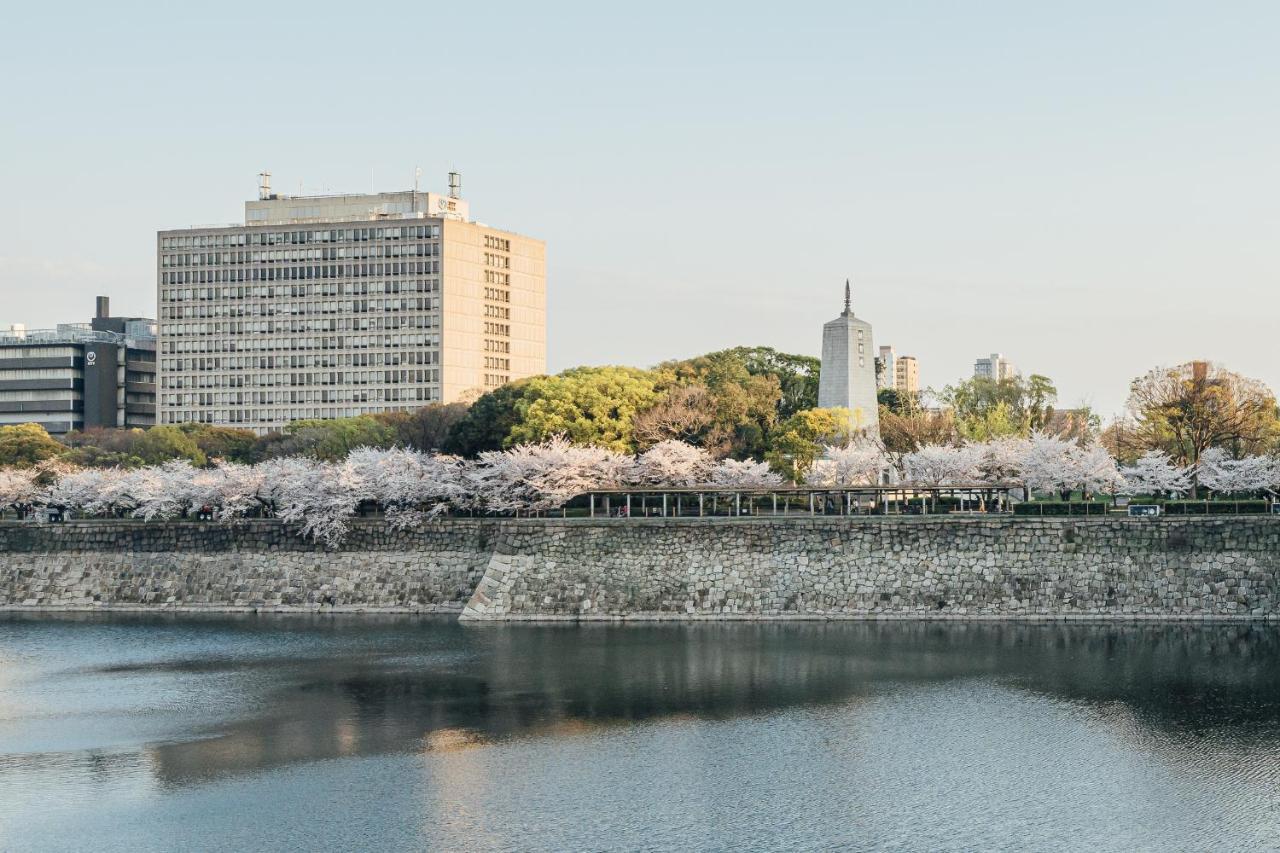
[0,614,1278,851]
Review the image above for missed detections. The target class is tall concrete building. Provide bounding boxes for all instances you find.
[817,281,879,437]
[877,346,896,391]
[0,297,156,436]
[974,353,1017,382]
[157,174,546,432]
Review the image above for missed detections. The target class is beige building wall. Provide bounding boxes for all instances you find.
[894,356,919,395]
[440,221,546,402]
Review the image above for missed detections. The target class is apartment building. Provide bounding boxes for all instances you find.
[974,353,1017,382]
[0,297,156,436]
[157,174,546,432]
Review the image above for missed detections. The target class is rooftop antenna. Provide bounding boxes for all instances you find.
[257,171,272,200]
[448,170,461,199]
[413,166,421,213]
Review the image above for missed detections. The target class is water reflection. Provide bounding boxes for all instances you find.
[3,614,1279,787]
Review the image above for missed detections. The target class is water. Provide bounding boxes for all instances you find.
[1,615,1278,852]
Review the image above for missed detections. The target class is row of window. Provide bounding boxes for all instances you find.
[483,373,510,388]
[160,260,440,285]
[162,369,440,394]
[484,357,510,370]
[485,339,510,354]
[484,305,511,319]
[484,235,511,251]
[161,242,440,267]
[163,386,437,410]
[159,225,443,250]
[484,252,510,270]
[161,281,436,304]
[483,322,510,336]
[161,351,436,373]
[483,286,511,303]
[163,314,439,338]
[162,298,439,321]
[161,332,438,355]
[484,270,511,286]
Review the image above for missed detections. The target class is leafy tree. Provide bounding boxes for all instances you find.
[133,425,207,467]
[374,402,471,453]
[765,407,855,483]
[508,366,663,452]
[177,423,257,463]
[62,445,146,469]
[940,374,1059,440]
[443,379,537,457]
[658,351,782,458]
[0,423,66,468]
[878,406,959,456]
[258,416,396,462]
[719,346,820,419]
[1125,361,1280,490]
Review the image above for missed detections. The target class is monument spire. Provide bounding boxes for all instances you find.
[843,279,851,315]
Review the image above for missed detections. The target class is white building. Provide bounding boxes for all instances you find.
[817,281,879,437]
[156,173,546,433]
[974,353,1017,382]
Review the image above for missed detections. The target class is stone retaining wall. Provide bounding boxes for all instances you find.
[1,517,1278,620]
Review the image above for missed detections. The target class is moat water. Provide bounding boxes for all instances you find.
[1,614,1278,852]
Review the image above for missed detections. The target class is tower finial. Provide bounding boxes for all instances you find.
[844,278,851,314]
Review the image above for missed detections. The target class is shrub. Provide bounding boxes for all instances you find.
[1161,500,1269,515]
[1013,501,1110,516]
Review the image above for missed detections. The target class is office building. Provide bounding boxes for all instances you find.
[817,281,879,437]
[974,353,1017,382]
[0,297,157,436]
[157,173,546,432]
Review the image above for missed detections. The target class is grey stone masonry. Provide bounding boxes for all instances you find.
[2,516,1279,620]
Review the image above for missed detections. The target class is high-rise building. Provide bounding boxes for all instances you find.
[157,174,546,432]
[0,297,156,436]
[974,353,1017,382]
[894,355,919,395]
[817,281,879,437]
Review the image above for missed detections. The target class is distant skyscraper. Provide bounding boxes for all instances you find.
[974,353,1017,382]
[817,281,879,437]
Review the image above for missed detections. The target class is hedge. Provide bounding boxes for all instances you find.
[1159,500,1269,515]
[1013,501,1111,516]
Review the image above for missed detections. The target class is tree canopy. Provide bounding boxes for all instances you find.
[765,407,856,483]
[0,423,66,468]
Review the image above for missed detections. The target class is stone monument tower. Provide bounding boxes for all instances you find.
[817,280,880,437]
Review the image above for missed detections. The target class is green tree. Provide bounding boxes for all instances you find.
[508,366,662,452]
[940,374,1058,440]
[262,416,397,461]
[765,408,855,483]
[0,423,66,468]
[133,425,207,466]
[658,351,782,458]
[720,346,820,419]
[177,423,258,463]
[444,378,538,456]
[374,402,471,453]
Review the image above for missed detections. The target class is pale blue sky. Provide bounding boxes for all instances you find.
[2,1,1277,416]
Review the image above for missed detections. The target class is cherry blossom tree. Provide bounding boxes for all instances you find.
[0,468,38,516]
[972,436,1030,484]
[1196,448,1275,495]
[711,458,784,489]
[1119,450,1191,496]
[468,437,632,513]
[1016,433,1078,496]
[901,444,981,485]
[631,440,714,487]
[806,441,891,487]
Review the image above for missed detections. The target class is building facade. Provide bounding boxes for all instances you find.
[876,346,896,391]
[894,355,919,395]
[157,177,546,432]
[817,281,880,437]
[974,352,1017,382]
[0,297,157,436]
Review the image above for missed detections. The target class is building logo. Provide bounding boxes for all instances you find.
[86,351,97,366]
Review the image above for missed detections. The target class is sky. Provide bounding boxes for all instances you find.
[2,1,1277,417]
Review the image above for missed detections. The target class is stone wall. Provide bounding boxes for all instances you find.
[459,516,1280,621]
[2,517,1278,620]
[0,520,493,612]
